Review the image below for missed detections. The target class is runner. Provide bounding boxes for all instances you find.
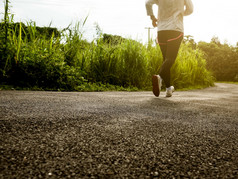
[145,0,193,97]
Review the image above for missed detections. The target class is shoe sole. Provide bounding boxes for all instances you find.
[166,87,175,97]
[166,93,172,97]
[152,75,160,97]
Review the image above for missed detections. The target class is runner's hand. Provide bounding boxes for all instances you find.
[150,15,157,27]
[152,19,157,27]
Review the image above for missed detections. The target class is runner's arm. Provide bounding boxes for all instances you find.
[145,0,158,27]
[145,0,158,17]
[184,0,194,16]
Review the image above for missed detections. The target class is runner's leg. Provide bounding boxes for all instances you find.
[158,31,183,88]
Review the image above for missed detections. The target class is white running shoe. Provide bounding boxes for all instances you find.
[152,75,162,97]
[166,86,175,97]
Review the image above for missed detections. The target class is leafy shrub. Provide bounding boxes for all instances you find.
[172,43,214,89]
[0,21,214,91]
[198,39,238,82]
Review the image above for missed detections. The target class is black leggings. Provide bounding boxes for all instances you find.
[157,30,183,88]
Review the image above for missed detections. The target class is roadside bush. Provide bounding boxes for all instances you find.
[172,43,214,89]
[0,21,214,91]
[0,22,86,90]
[198,39,238,82]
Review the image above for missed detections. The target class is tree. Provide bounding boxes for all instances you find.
[183,35,196,49]
[198,40,238,81]
[211,36,221,46]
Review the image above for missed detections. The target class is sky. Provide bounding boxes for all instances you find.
[1,0,238,45]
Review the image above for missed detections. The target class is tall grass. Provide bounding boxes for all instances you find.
[171,43,214,89]
[0,19,214,91]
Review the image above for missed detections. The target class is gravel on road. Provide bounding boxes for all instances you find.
[0,83,238,178]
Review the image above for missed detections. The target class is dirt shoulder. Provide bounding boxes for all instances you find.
[0,83,238,178]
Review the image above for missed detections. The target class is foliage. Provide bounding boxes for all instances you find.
[198,37,238,82]
[103,34,124,45]
[0,20,215,91]
[0,22,61,39]
[172,43,214,89]
[0,1,214,91]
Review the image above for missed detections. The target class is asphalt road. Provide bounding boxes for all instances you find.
[0,83,238,178]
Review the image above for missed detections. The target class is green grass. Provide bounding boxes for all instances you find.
[216,81,238,85]
[0,20,215,91]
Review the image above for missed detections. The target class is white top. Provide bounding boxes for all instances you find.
[145,0,194,32]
